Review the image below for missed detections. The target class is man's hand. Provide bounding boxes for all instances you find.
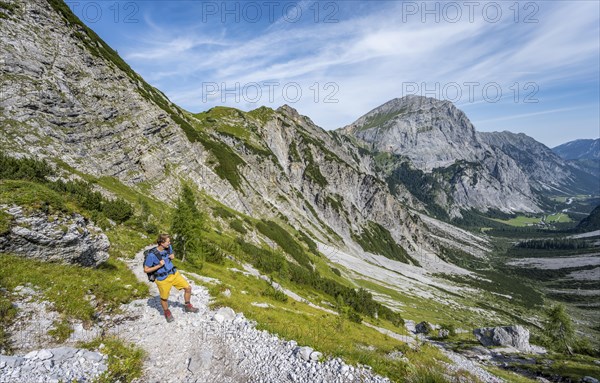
[159,259,165,266]
[168,253,175,260]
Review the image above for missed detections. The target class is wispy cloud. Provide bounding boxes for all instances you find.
[125,36,230,60]
[111,0,599,145]
[473,106,587,124]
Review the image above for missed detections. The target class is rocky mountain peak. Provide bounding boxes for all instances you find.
[374,95,455,116]
[338,96,597,215]
[339,96,481,170]
[341,96,475,138]
[277,104,301,119]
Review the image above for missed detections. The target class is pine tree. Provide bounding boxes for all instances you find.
[171,184,205,264]
[102,198,133,223]
[545,303,575,355]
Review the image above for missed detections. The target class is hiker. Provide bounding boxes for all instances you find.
[144,233,199,322]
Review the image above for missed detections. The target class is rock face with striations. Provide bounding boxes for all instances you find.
[0,0,460,270]
[339,96,542,215]
[339,96,596,216]
[479,131,596,195]
[0,204,109,267]
[340,96,484,170]
[0,0,203,198]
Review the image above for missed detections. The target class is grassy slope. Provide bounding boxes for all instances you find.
[3,147,599,383]
[0,166,459,382]
[103,178,598,381]
[2,154,598,381]
[0,176,150,380]
[21,152,595,381]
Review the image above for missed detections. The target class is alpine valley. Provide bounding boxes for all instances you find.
[0,1,599,382]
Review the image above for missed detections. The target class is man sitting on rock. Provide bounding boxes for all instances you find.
[144,233,199,322]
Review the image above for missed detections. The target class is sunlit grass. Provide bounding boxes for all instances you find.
[492,213,572,227]
[491,215,542,227]
[483,366,538,383]
[105,226,152,260]
[182,259,475,382]
[0,254,148,321]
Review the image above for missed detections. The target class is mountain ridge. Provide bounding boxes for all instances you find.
[1,0,478,276]
[553,138,600,160]
[338,95,598,216]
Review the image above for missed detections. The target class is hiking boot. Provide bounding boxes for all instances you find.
[184,303,199,313]
[164,309,174,323]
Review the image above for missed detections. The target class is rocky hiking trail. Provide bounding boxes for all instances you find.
[0,247,508,383]
[121,248,505,383]
[116,248,391,383]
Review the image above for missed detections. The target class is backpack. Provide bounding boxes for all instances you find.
[143,247,159,282]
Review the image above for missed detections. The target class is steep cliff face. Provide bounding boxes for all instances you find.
[339,96,542,215]
[0,0,282,219]
[189,104,432,265]
[479,131,597,195]
[0,0,205,192]
[1,0,478,270]
[339,96,598,216]
[340,96,483,170]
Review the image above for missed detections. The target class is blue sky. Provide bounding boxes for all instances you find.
[69,0,599,147]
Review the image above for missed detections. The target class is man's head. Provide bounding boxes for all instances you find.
[157,234,171,248]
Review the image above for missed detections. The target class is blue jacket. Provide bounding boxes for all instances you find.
[144,245,176,281]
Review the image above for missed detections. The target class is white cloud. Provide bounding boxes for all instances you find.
[120,0,598,143]
[474,106,587,124]
[125,36,230,60]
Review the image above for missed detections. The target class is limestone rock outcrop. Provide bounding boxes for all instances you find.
[473,325,531,352]
[339,96,596,215]
[0,204,109,267]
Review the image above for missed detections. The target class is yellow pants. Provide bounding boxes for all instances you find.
[155,271,190,300]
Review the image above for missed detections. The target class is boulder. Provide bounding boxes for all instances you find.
[0,205,109,267]
[415,321,433,334]
[297,346,313,362]
[213,307,236,323]
[473,325,531,352]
